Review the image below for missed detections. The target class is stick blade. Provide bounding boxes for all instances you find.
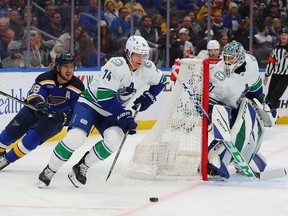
[257,168,287,181]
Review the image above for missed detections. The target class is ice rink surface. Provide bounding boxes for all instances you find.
[0,125,288,216]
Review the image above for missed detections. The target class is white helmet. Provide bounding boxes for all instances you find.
[207,40,220,50]
[223,40,246,76]
[125,36,149,57]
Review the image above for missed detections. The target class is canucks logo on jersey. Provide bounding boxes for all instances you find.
[117,82,136,104]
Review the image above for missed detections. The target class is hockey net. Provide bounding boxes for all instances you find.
[127,58,217,181]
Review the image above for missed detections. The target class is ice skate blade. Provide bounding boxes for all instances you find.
[36,180,48,189]
[68,172,81,188]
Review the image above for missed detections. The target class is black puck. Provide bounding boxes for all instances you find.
[149,197,158,202]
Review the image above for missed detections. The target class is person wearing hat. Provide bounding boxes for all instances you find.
[178,28,194,58]
[2,40,24,68]
[263,27,288,110]
[222,2,242,32]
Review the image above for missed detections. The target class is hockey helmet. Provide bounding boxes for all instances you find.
[125,36,149,58]
[207,40,220,50]
[55,52,74,66]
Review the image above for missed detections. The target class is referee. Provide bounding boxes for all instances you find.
[263,27,288,108]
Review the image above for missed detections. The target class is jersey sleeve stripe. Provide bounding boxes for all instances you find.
[38,79,55,85]
[67,85,83,94]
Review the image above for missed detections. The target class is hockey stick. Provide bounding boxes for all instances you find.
[105,105,141,181]
[0,90,37,111]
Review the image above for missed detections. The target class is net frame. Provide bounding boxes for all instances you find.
[127,58,220,181]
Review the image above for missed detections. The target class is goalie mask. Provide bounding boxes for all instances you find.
[223,41,245,76]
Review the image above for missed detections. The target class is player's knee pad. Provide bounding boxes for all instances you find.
[102,126,124,153]
[61,128,87,151]
[249,152,267,173]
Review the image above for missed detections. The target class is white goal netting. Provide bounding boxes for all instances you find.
[127,58,210,180]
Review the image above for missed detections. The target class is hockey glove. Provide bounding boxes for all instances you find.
[35,102,49,119]
[49,111,68,126]
[117,110,138,135]
[132,91,156,112]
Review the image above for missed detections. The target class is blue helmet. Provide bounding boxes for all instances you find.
[55,52,74,66]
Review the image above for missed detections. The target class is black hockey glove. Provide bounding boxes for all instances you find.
[49,111,68,126]
[35,102,49,119]
[117,110,138,135]
[132,91,156,112]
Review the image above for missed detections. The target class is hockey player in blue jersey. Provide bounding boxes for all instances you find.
[37,35,167,188]
[0,52,84,170]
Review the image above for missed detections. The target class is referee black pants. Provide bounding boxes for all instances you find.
[267,74,288,108]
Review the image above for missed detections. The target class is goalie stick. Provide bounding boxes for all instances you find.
[171,62,286,180]
[105,105,141,181]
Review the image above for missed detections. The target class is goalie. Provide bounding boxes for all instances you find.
[207,41,278,179]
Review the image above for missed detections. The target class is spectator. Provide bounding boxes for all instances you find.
[222,0,232,15]
[124,0,146,28]
[212,11,225,40]
[79,36,107,67]
[196,0,223,21]
[0,17,9,37]
[151,13,166,35]
[37,4,56,31]
[254,24,274,49]
[168,29,183,67]
[2,40,24,68]
[178,28,194,58]
[50,24,85,64]
[0,27,15,60]
[222,2,242,32]
[176,0,199,10]
[218,32,230,54]
[170,13,179,30]
[268,18,281,44]
[97,20,114,59]
[134,15,158,62]
[0,0,12,18]
[186,10,201,36]
[180,15,198,47]
[8,10,23,40]
[233,18,250,51]
[43,11,66,41]
[79,0,109,38]
[264,3,287,27]
[136,0,160,16]
[110,7,130,50]
[104,0,118,25]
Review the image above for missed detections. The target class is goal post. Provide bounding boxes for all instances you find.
[127,58,219,181]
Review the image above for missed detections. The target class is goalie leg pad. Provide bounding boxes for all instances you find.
[208,140,230,179]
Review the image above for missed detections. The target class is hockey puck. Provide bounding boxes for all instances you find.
[149,197,158,202]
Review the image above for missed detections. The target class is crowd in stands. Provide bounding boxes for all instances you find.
[0,0,287,69]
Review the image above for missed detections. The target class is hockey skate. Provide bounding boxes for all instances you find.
[0,155,10,170]
[37,165,56,188]
[68,151,89,188]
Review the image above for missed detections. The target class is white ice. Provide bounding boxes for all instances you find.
[0,125,288,216]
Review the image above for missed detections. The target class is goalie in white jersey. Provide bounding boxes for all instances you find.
[37,36,167,187]
[208,41,277,179]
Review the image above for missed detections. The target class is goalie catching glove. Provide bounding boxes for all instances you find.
[117,110,138,135]
[35,102,49,119]
[132,91,156,112]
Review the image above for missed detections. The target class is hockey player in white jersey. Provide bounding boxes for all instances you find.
[37,35,167,187]
[207,40,277,179]
[196,40,221,59]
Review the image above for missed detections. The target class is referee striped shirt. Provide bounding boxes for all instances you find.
[265,44,288,77]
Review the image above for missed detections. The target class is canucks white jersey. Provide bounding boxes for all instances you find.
[209,54,260,109]
[78,57,165,116]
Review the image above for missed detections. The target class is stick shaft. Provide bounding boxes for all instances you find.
[0,90,37,111]
[106,106,141,181]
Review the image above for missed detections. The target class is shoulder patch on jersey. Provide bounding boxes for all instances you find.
[144,61,152,68]
[110,58,124,67]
